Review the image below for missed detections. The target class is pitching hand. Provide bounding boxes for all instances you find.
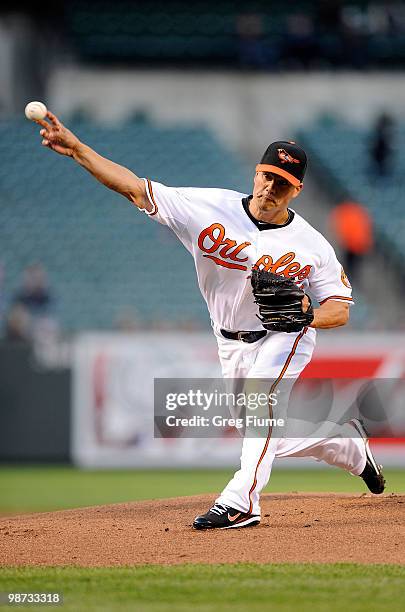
[36,111,80,157]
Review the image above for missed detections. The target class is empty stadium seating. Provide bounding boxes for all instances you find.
[64,1,405,67]
[0,117,251,331]
[299,116,405,268]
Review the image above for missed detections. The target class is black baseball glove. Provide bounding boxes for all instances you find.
[251,269,314,333]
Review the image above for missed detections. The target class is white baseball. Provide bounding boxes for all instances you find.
[24,101,47,121]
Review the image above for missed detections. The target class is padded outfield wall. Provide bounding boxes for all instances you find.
[72,331,405,468]
[1,333,404,466]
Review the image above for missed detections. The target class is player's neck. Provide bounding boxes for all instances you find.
[249,199,290,225]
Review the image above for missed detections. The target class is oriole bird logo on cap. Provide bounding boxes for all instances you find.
[277,148,300,165]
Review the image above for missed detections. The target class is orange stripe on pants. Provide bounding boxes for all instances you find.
[247,328,308,514]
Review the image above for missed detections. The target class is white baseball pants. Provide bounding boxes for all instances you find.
[213,324,367,516]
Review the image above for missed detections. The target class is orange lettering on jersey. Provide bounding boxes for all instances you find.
[283,262,301,277]
[228,242,250,262]
[198,224,251,271]
[197,223,225,254]
[203,256,248,271]
[197,225,313,277]
[270,252,296,273]
[218,238,250,262]
[296,265,312,281]
[252,255,273,271]
[253,252,312,280]
[218,238,237,258]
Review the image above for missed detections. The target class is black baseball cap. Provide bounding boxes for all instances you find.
[256,141,307,187]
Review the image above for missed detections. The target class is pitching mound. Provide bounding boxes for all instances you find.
[1,493,404,566]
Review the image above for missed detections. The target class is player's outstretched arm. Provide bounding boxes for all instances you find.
[35,111,150,211]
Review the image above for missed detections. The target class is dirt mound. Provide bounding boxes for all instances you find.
[0,493,404,566]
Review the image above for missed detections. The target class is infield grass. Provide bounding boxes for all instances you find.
[1,564,404,612]
[0,467,404,514]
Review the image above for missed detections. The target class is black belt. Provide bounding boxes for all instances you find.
[220,329,267,343]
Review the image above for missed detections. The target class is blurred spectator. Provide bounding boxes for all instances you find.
[382,1,405,35]
[282,13,318,69]
[329,200,374,284]
[315,0,344,68]
[4,303,31,343]
[235,13,272,69]
[12,263,59,343]
[339,5,369,68]
[369,112,396,178]
[13,263,54,316]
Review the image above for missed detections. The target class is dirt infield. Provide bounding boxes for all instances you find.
[0,493,404,566]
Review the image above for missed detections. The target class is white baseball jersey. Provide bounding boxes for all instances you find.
[141,179,353,332]
[140,179,365,517]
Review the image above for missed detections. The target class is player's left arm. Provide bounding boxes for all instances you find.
[303,297,349,329]
[306,238,353,329]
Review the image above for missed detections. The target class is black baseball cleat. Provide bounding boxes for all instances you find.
[349,418,386,494]
[193,503,260,530]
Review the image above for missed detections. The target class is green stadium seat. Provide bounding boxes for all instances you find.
[0,118,251,331]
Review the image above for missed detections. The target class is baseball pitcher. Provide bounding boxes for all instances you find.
[35,111,385,530]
